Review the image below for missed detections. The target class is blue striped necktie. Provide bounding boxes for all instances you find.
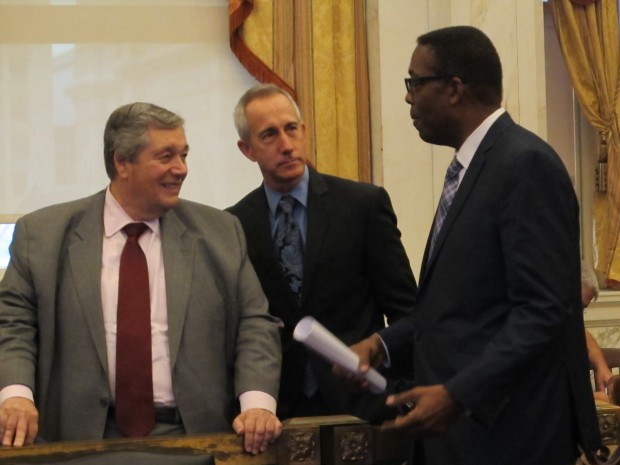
[429,157,463,257]
[275,195,303,300]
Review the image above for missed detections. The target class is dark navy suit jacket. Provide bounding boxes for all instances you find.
[381,112,600,465]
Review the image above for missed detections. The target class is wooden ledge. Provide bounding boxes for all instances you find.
[0,416,410,465]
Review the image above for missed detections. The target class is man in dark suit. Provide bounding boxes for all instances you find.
[227,84,417,422]
[344,26,600,464]
[0,102,282,454]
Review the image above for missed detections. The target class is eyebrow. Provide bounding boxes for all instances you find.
[258,126,278,137]
[158,144,189,153]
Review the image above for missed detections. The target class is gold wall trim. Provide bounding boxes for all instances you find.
[354,0,371,182]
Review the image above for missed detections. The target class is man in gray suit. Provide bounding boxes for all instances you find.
[0,102,282,453]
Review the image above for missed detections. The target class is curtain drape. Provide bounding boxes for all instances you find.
[229,0,371,182]
[549,0,620,283]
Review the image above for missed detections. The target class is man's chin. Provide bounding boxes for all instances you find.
[154,196,181,216]
[165,196,181,208]
[279,163,305,177]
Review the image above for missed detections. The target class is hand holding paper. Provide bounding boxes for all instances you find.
[293,316,386,394]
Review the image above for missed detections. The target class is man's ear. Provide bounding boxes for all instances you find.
[114,152,129,178]
[237,140,256,162]
[448,76,466,104]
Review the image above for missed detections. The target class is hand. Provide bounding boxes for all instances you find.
[232,408,282,455]
[585,330,613,394]
[594,390,610,403]
[0,397,39,447]
[332,333,386,391]
[593,365,613,395]
[382,385,462,436]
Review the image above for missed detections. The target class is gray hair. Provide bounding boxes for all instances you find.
[103,102,184,180]
[233,83,302,142]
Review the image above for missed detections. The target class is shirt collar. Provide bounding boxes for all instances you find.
[264,164,309,216]
[455,108,505,169]
[104,185,160,238]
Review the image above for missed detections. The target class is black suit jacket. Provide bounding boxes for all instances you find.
[381,113,600,464]
[228,167,417,422]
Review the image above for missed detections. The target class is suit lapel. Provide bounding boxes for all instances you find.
[68,192,108,373]
[246,191,283,280]
[422,113,514,283]
[243,189,301,311]
[160,210,193,369]
[423,155,485,278]
[302,169,330,308]
[242,169,329,313]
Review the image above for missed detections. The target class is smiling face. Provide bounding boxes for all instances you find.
[237,93,307,193]
[111,126,188,220]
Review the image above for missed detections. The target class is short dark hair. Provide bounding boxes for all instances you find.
[103,102,184,180]
[417,25,503,106]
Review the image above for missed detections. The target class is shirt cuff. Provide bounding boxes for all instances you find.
[0,384,34,405]
[239,391,277,414]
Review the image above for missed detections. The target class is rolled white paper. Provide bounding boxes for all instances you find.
[293,316,387,394]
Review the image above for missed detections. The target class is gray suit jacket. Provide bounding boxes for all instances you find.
[0,190,282,442]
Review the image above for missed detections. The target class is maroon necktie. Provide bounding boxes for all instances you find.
[115,222,155,437]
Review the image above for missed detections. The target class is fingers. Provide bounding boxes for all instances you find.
[234,409,282,455]
[333,334,386,392]
[242,412,260,454]
[353,334,386,368]
[594,391,610,402]
[10,415,28,447]
[1,421,17,447]
[381,411,422,434]
[332,365,370,392]
[0,398,39,447]
[382,385,461,436]
[386,391,416,412]
[232,415,244,435]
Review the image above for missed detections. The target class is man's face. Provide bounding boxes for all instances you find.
[237,93,307,193]
[405,45,454,146]
[114,126,188,220]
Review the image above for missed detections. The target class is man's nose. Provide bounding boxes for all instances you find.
[279,133,295,152]
[171,156,188,176]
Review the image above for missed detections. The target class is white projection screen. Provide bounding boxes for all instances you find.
[0,0,262,218]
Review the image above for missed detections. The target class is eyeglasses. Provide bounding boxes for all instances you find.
[404,75,453,93]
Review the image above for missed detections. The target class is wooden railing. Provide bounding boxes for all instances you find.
[0,416,410,465]
[1,405,619,465]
